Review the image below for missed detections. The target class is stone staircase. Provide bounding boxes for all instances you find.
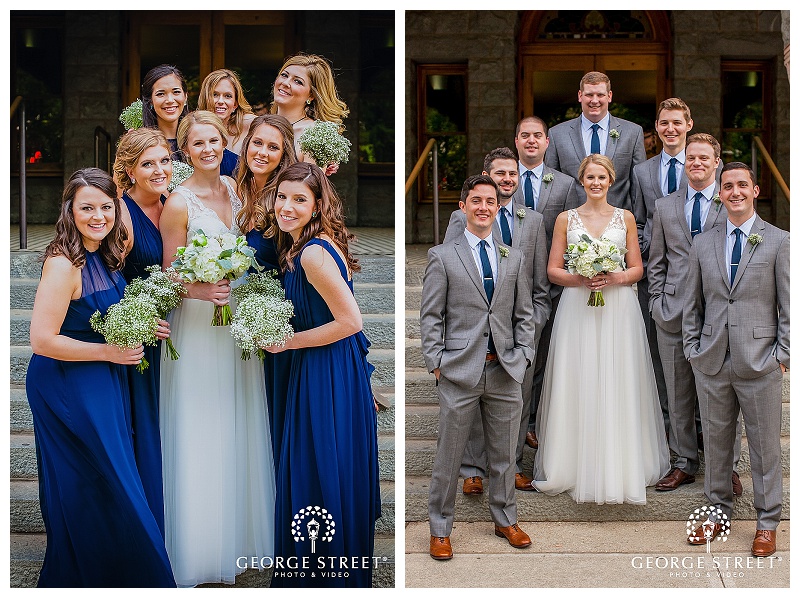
[10,249,396,588]
[405,244,790,526]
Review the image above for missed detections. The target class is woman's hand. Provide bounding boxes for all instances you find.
[185,280,230,305]
[106,343,145,365]
[324,163,340,176]
[155,318,170,340]
[581,273,616,291]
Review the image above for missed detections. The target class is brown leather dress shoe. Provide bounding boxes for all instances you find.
[655,467,695,491]
[515,472,535,492]
[430,536,453,560]
[751,530,777,557]
[732,471,743,497]
[462,476,483,495]
[495,523,532,548]
[688,521,723,545]
[525,431,538,449]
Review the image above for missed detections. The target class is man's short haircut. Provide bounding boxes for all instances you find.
[656,97,692,123]
[686,133,721,159]
[580,71,611,92]
[460,174,498,203]
[721,161,757,187]
[483,147,518,174]
[514,115,549,138]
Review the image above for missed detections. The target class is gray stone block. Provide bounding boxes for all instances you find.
[362,316,394,350]
[353,283,395,314]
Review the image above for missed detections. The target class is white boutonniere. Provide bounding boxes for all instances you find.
[747,233,763,252]
[609,129,620,140]
[498,246,509,261]
[712,193,722,211]
[542,173,554,185]
[516,208,526,223]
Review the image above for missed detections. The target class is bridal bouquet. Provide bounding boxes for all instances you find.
[171,230,262,326]
[90,295,160,373]
[564,234,627,307]
[298,120,351,167]
[123,265,186,360]
[230,272,295,361]
[118,99,194,190]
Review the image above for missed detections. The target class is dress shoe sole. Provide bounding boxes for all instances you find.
[462,488,483,495]
[655,478,695,492]
[752,548,776,558]
[430,553,453,561]
[494,530,531,548]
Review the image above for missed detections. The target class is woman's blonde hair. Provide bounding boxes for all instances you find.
[113,128,171,192]
[578,154,616,186]
[176,110,228,166]
[197,69,254,140]
[270,53,349,129]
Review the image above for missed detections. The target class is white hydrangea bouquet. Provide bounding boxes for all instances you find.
[298,120,351,167]
[171,230,262,326]
[564,233,627,307]
[90,296,160,373]
[230,271,295,361]
[118,99,193,191]
[123,265,186,359]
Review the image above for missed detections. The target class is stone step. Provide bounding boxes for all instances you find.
[10,344,394,388]
[11,431,396,482]
[10,251,43,279]
[10,478,397,535]
[406,367,791,407]
[405,310,420,340]
[10,309,31,346]
[405,338,425,369]
[10,385,396,436]
[361,314,395,350]
[405,286,422,311]
[404,474,791,523]
[9,279,38,310]
[404,435,791,478]
[9,533,396,588]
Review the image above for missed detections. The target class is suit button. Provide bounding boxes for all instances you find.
[729,299,734,304]
[483,333,489,337]
[489,310,493,314]
[725,324,728,329]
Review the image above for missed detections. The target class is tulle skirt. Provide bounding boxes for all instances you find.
[532,283,670,504]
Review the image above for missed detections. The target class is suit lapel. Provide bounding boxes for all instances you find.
[454,239,489,304]
[569,119,586,160]
[705,185,727,230]
[492,243,508,305]
[606,116,621,161]
[731,217,764,292]
[714,227,731,291]
[675,191,692,244]
[511,202,525,249]
[536,167,553,213]
[648,157,661,198]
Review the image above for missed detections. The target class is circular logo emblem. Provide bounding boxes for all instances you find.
[686,506,731,544]
[291,505,336,552]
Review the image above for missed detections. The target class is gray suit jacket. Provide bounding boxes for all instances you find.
[648,186,727,334]
[420,236,535,389]
[511,165,581,253]
[443,203,551,338]
[632,155,723,266]
[683,216,790,378]
[544,115,646,212]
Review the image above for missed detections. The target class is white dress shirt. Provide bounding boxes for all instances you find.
[660,149,686,196]
[725,212,757,276]
[581,113,611,156]
[464,228,497,281]
[684,182,717,232]
[518,161,545,211]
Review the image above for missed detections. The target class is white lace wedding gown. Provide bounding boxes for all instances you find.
[532,208,670,504]
[160,178,275,586]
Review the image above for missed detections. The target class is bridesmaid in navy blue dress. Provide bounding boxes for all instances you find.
[113,128,173,536]
[235,114,297,458]
[199,69,256,177]
[265,163,381,588]
[26,168,175,587]
[141,64,190,162]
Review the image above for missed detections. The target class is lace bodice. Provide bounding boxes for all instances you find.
[567,207,627,248]
[174,177,243,240]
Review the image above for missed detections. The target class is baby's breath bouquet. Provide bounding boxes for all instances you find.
[231,271,294,360]
[168,161,194,193]
[564,234,627,307]
[90,295,160,373]
[298,120,351,167]
[119,99,144,131]
[123,265,186,359]
[172,230,262,326]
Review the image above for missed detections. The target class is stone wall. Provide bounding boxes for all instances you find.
[405,10,790,242]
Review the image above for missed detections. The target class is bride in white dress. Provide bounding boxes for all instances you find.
[159,111,275,586]
[532,154,669,505]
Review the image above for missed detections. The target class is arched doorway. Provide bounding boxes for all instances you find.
[518,10,671,149]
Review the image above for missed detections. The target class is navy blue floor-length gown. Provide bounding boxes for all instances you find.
[26,251,175,587]
[271,238,381,588]
[121,192,166,536]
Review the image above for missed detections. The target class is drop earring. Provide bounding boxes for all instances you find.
[312,211,317,218]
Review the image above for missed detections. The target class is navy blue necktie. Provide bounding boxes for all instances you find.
[479,240,496,353]
[499,207,512,245]
[730,228,742,285]
[667,157,678,194]
[690,192,703,238]
[590,123,601,155]
[523,171,534,208]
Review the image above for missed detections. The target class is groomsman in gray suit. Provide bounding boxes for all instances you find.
[421,175,536,559]
[443,147,551,493]
[632,98,695,440]
[683,162,789,557]
[650,134,739,493]
[511,116,581,450]
[544,71,646,211]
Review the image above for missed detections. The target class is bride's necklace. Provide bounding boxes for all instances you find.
[291,115,309,126]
